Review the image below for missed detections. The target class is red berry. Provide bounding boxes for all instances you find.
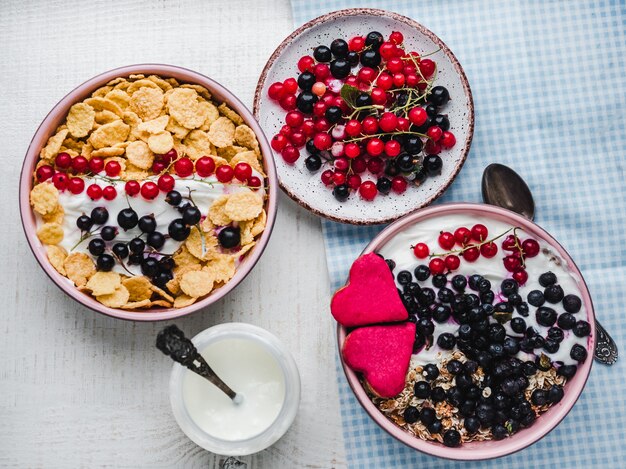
[268,82,285,100]
[281,145,300,164]
[397,117,410,131]
[102,185,117,200]
[427,126,443,142]
[157,174,175,192]
[313,101,327,116]
[314,63,330,80]
[347,174,362,190]
[454,227,471,245]
[164,149,178,163]
[152,161,166,174]
[405,73,419,88]
[358,67,376,83]
[471,224,489,242]
[408,107,428,126]
[376,72,393,90]
[334,157,349,172]
[248,176,262,188]
[502,234,520,251]
[445,254,461,270]
[413,242,429,259]
[86,184,102,200]
[480,242,498,258]
[438,231,455,250]
[419,59,436,78]
[297,55,315,73]
[345,75,358,87]
[349,36,365,52]
[301,119,315,137]
[279,94,296,111]
[513,268,528,285]
[314,118,330,132]
[424,139,441,155]
[125,180,140,196]
[352,157,367,173]
[313,133,332,151]
[55,152,72,169]
[522,239,540,257]
[52,172,68,190]
[441,131,456,149]
[367,157,384,174]
[387,57,404,73]
[391,176,407,194]
[371,87,387,105]
[358,180,377,200]
[271,134,288,152]
[332,172,346,186]
[216,165,234,183]
[71,156,89,173]
[462,246,480,262]
[285,111,304,128]
[36,164,54,182]
[503,255,521,272]
[378,112,398,133]
[321,169,334,186]
[283,77,298,94]
[196,156,216,177]
[289,131,306,147]
[429,258,446,275]
[379,42,396,60]
[311,83,326,96]
[67,177,85,194]
[384,140,401,157]
[141,181,158,200]
[362,116,379,134]
[105,161,121,177]
[234,163,253,181]
[174,157,194,177]
[344,142,361,159]
[345,119,361,137]
[366,138,384,156]
[389,31,404,44]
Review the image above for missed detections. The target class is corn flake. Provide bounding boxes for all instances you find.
[147,131,174,154]
[64,252,96,287]
[234,124,261,154]
[208,195,232,226]
[83,97,124,118]
[224,192,263,221]
[167,88,206,129]
[37,222,64,245]
[130,87,164,120]
[122,276,153,301]
[217,103,244,126]
[88,120,130,149]
[183,129,215,160]
[86,271,121,296]
[185,226,218,260]
[91,146,125,158]
[46,245,67,275]
[207,116,235,148]
[104,89,131,110]
[96,285,130,308]
[173,294,197,308]
[166,117,191,140]
[180,270,214,297]
[125,140,154,169]
[30,182,59,215]
[203,254,235,283]
[138,115,169,134]
[40,128,69,160]
[127,79,161,95]
[180,83,212,100]
[66,103,96,138]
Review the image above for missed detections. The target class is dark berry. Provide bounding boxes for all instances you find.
[404,137,423,155]
[305,154,322,172]
[128,253,143,265]
[90,207,109,225]
[516,302,530,317]
[397,154,415,172]
[297,71,316,91]
[414,381,431,399]
[96,254,115,271]
[476,403,495,424]
[451,274,466,291]
[507,292,522,306]
[153,271,173,288]
[313,45,331,62]
[330,38,348,58]
[527,290,545,307]
[570,344,588,362]
[477,278,492,293]
[424,155,442,176]
[428,420,443,434]
[365,31,384,49]
[165,190,182,206]
[468,274,484,291]
[492,424,509,440]
[523,361,538,376]
[504,337,521,355]
[563,294,582,313]
[128,237,145,254]
[138,215,157,233]
[414,265,430,281]
[403,406,420,424]
[419,407,436,425]
[330,59,350,79]
[360,50,381,67]
[141,257,159,277]
[159,257,175,271]
[432,304,451,323]
[296,91,318,114]
[548,385,564,404]
[168,219,190,241]
[489,323,506,343]
[432,274,447,289]
[346,50,359,66]
[500,278,518,296]
[536,306,557,327]
[355,92,372,107]
[117,208,138,230]
[573,320,591,337]
[547,327,564,342]
[557,312,576,330]
[385,258,395,272]
[489,343,505,357]
[88,238,106,256]
[218,227,241,249]
[480,290,495,304]
[431,386,446,403]
[423,364,439,381]
[433,114,450,131]
[418,288,436,306]
[428,86,450,106]
[397,270,412,285]
[76,215,93,231]
[425,103,438,117]
[539,272,557,287]
[182,206,202,225]
[511,317,527,334]
[447,359,463,375]
[464,416,480,434]
[332,184,349,202]
[531,389,547,406]
[543,340,560,353]
[557,364,577,379]
[112,243,128,259]
[100,226,117,241]
[417,318,434,336]
[438,333,456,350]
[544,284,564,303]
[376,177,392,194]
[147,231,165,249]
[384,159,399,177]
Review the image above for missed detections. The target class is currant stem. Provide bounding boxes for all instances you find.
[428,227,515,258]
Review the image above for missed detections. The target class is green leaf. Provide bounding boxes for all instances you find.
[340,84,361,109]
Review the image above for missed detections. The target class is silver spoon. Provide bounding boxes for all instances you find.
[482,163,618,365]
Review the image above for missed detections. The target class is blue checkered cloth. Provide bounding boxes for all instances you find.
[289,0,626,467]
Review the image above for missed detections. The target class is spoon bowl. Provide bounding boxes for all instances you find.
[482,163,535,220]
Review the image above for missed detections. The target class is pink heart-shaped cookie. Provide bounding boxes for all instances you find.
[342,322,416,398]
[331,253,407,327]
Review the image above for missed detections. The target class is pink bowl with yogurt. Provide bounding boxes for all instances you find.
[19,64,278,321]
[337,203,595,460]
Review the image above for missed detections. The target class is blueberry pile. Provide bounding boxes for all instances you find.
[386,260,590,446]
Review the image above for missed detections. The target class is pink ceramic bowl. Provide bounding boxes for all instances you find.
[19,64,278,321]
[337,203,595,460]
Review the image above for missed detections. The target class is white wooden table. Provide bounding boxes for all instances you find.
[0,1,347,467]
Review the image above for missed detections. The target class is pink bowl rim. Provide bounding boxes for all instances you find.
[336,202,595,460]
[19,64,279,322]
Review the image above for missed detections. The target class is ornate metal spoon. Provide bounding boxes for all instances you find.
[482,163,618,365]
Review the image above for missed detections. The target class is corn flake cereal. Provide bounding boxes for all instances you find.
[37,222,64,245]
[125,140,154,169]
[180,270,214,297]
[208,195,232,226]
[147,131,174,154]
[174,294,197,308]
[130,87,164,120]
[204,254,236,283]
[122,276,153,301]
[46,245,67,275]
[66,103,96,138]
[83,97,124,118]
[218,103,244,126]
[86,271,121,296]
[64,252,96,287]
[207,117,235,148]
[234,124,260,154]
[167,88,206,129]
[224,192,263,221]
[40,128,69,160]
[97,285,130,308]
[30,182,59,215]
[88,120,130,149]
[138,115,169,134]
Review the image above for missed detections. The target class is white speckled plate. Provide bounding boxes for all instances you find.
[254,8,474,225]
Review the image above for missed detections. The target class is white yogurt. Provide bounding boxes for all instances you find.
[378,213,590,367]
[182,337,286,441]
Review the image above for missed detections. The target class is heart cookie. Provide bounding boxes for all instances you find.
[331,253,407,327]
[342,322,416,398]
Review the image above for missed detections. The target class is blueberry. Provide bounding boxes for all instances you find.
[404,136,423,155]
[364,31,384,49]
[112,243,129,259]
[360,49,381,67]
[500,278,518,297]
[480,290,495,304]
[332,183,349,201]
[492,424,509,440]
[507,293,522,306]
[433,114,450,131]
[437,332,456,350]
[531,389,547,406]
[459,399,477,417]
[296,91,318,114]
[464,416,480,434]
[523,361,537,376]
[516,302,530,317]
[570,344,588,363]
[417,318,434,336]
[464,360,479,374]
[147,231,165,249]
[168,219,190,241]
[330,59,351,79]
[305,154,322,172]
[90,207,109,225]
[428,420,443,434]
[138,215,157,233]
[563,294,582,313]
[346,50,359,66]
[218,227,241,249]
[330,38,348,58]
[418,288,436,306]
[385,258,396,272]
[573,320,591,337]
[476,403,495,424]
[165,190,182,206]
[313,45,331,62]
[128,237,145,254]
[100,225,117,241]
[431,386,446,403]
[504,337,521,355]
[88,238,106,256]
[511,317,527,334]
[539,272,557,287]
[489,323,507,343]
[477,278,492,293]
[456,373,474,390]
[557,312,576,330]
[447,387,464,406]
[76,215,93,231]
[494,302,513,313]
[520,412,536,428]
[141,257,159,277]
[548,385,564,404]
[424,155,443,176]
[96,254,115,271]
[423,363,439,381]
[419,407,436,425]
[117,208,138,230]
[414,381,431,399]
[428,86,450,106]
[414,265,430,281]
[182,206,202,225]
[458,323,472,340]
[547,327,564,342]
[531,335,546,350]
[413,331,426,353]
[451,275,467,291]
[489,343,505,357]
[557,364,577,379]
[468,274,484,291]
[447,359,464,375]
[397,270,412,285]
[543,339,560,354]
[536,306,557,327]
[403,406,420,424]
[405,282,421,297]
[432,304,451,323]
[376,177,392,194]
[544,284,564,303]
[527,290,545,307]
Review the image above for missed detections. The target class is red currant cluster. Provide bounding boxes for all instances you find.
[267,31,457,202]
[35,149,261,202]
[500,233,540,285]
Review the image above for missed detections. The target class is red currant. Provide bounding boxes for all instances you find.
[35,164,54,182]
[174,157,194,177]
[391,176,407,194]
[71,156,89,173]
[367,157,384,174]
[55,152,72,170]
[285,111,304,128]
[301,119,315,137]
[384,140,401,157]
[51,172,68,190]
[86,184,102,200]
[289,131,306,147]
[334,157,349,172]
[313,133,332,151]
[502,234,520,251]
[344,142,361,159]
[281,145,300,164]
[480,242,498,258]
[387,57,404,73]
[362,116,379,134]
[419,59,436,78]
[441,131,456,149]
[429,258,446,275]
[271,134,288,152]
[234,163,252,181]
[102,185,117,200]
[522,239,540,258]
[413,242,429,259]
[268,82,285,100]
[347,174,362,190]
[454,227,471,245]
[313,101,327,116]
[358,67,376,83]
[314,63,330,80]
[196,156,216,177]
[352,157,367,173]
[503,255,521,272]
[471,224,489,242]
[314,118,330,133]
[216,165,234,183]
[157,174,175,192]
[248,176,262,188]
[405,74,419,88]
[445,254,461,270]
[378,112,398,133]
[125,180,140,196]
[371,87,387,105]
[105,161,121,177]
[366,138,384,156]
[332,172,346,186]
[438,231,455,250]
[389,31,404,44]
[427,126,443,142]
[67,177,85,194]
[397,117,410,131]
[152,161,166,174]
[164,149,178,162]
[349,36,365,52]
[513,268,528,285]
[424,139,442,155]
[345,119,361,137]
[141,181,159,200]
[279,94,296,111]
[358,180,377,200]
[297,55,315,73]
[321,169,334,186]
[376,72,393,90]
[408,107,428,127]
[283,77,298,94]
[462,246,480,262]
[379,42,397,60]
[88,157,104,174]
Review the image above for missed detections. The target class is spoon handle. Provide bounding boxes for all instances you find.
[594,320,619,365]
